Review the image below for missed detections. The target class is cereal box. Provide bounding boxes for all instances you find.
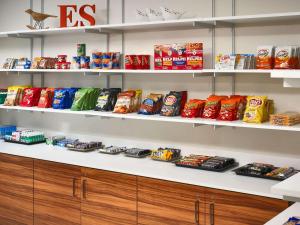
[186,43,203,70]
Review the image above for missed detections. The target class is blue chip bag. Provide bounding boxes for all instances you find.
[53,89,69,109]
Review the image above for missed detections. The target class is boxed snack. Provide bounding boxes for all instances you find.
[270,112,300,126]
[186,43,203,70]
[172,43,187,70]
[202,95,227,119]
[154,45,163,70]
[160,91,187,117]
[138,93,164,115]
[256,46,274,69]
[162,44,173,70]
[113,90,136,114]
[181,99,206,118]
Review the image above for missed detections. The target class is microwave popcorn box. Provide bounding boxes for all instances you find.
[172,43,187,70]
[186,43,203,70]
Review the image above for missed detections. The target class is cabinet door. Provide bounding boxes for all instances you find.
[0,153,33,225]
[206,188,289,225]
[34,160,81,225]
[137,177,205,225]
[81,168,137,225]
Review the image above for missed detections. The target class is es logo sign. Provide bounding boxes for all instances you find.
[58,4,96,28]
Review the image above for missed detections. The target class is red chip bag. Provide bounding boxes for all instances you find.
[181,99,206,118]
[38,88,55,108]
[202,95,227,119]
[20,88,42,107]
[217,99,240,121]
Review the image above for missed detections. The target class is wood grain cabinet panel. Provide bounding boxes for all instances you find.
[0,153,34,225]
[205,188,289,225]
[34,160,81,225]
[137,177,206,225]
[81,168,137,225]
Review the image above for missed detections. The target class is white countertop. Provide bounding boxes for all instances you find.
[272,173,300,200]
[265,203,300,225]
[0,141,284,199]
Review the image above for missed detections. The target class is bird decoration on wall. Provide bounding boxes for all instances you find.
[25,9,57,30]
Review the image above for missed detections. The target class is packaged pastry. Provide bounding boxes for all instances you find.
[181,99,206,118]
[270,112,300,126]
[95,88,121,111]
[19,88,42,107]
[256,46,274,69]
[161,91,187,117]
[217,98,239,121]
[202,95,227,119]
[150,148,181,162]
[2,58,17,69]
[138,93,164,115]
[113,90,136,114]
[243,96,268,123]
[186,43,203,70]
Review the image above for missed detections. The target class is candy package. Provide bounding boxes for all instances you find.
[256,46,274,69]
[160,91,187,117]
[151,148,181,162]
[20,88,42,107]
[181,99,206,118]
[38,88,55,108]
[202,95,227,119]
[138,93,164,115]
[95,88,121,111]
[113,90,136,114]
[243,96,268,123]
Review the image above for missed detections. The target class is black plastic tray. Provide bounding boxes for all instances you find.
[176,162,239,172]
[233,167,299,181]
[4,139,45,145]
[67,147,100,152]
[151,156,182,163]
[98,150,126,155]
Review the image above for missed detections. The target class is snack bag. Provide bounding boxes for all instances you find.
[71,88,89,111]
[243,96,268,123]
[274,46,294,69]
[38,88,55,108]
[95,88,121,111]
[202,95,227,119]
[256,46,274,69]
[161,91,184,117]
[181,99,206,118]
[230,95,247,120]
[186,43,203,70]
[52,89,70,109]
[138,94,164,115]
[217,98,239,121]
[113,91,136,114]
[131,89,142,112]
[20,88,42,107]
[4,86,19,106]
[263,99,274,122]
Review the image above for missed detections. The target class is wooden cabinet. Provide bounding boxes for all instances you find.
[137,177,206,225]
[81,168,137,225]
[0,153,33,225]
[205,188,289,225]
[34,160,81,225]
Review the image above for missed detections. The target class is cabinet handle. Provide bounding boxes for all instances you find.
[82,180,87,199]
[210,203,214,225]
[194,200,200,225]
[72,178,76,197]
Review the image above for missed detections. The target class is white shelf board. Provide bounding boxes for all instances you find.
[271,172,300,200]
[0,142,283,199]
[265,203,300,225]
[271,70,300,79]
[1,12,300,37]
[1,105,300,132]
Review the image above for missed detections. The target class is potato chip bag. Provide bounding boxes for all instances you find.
[243,96,268,123]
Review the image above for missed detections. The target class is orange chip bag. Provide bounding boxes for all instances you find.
[181,99,206,118]
[202,95,227,119]
[256,46,274,69]
[113,91,136,114]
[217,98,239,121]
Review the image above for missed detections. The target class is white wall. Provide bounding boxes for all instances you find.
[1,0,300,167]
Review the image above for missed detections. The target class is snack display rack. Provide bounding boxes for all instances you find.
[1,0,300,128]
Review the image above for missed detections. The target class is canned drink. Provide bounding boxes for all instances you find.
[77,44,86,57]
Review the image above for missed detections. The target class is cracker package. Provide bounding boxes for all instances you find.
[243,96,268,123]
[256,46,274,69]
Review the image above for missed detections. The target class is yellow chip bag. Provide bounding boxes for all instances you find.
[243,96,268,123]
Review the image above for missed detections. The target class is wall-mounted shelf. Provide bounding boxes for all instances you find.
[1,12,300,38]
[1,105,300,132]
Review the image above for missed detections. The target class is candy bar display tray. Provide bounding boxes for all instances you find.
[67,147,101,152]
[233,167,299,181]
[176,162,239,172]
[4,139,45,145]
[151,157,182,163]
[124,153,151,158]
[98,150,126,155]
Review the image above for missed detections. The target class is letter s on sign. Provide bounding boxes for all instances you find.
[79,4,96,26]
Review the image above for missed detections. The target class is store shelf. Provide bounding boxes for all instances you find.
[265,203,300,225]
[1,105,300,132]
[1,12,300,38]
[271,70,300,79]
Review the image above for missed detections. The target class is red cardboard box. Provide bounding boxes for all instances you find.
[162,44,173,70]
[186,43,203,70]
[172,43,187,70]
[154,45,163,70]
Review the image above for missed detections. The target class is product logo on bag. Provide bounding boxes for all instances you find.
[249,99,262,107]
[58,4,96,27]
[258,49,269,58]
[276,50,288,59]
